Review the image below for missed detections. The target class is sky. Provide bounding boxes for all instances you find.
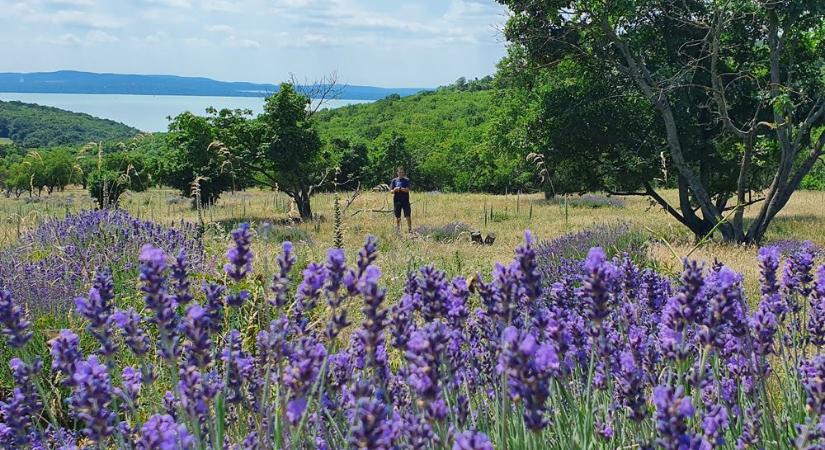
[0,0,510,88]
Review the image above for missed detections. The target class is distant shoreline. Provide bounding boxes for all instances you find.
[0,92,371,132]
[0,90,367,101]
[0,71,429,101]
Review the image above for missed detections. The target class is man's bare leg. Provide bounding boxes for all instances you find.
[406,216,412,233]
[396,217,401,234]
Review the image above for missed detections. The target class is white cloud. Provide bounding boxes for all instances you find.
[145,31,169,43]
[183,37,210,46]
[227,37,261,48]
[46,0,96,6]
[203,0,242,13]
[142,0,192,7]
[206,24,234,34]
[86,29,118,43]
[29,9,123,28]
[41,33,82,45]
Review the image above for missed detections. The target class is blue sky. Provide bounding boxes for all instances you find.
[0,0,509,87]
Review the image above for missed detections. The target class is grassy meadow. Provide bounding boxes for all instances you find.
[2,186,824,300]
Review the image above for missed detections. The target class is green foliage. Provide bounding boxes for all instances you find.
[253,84,328,218]
[0,100,138,147]
[165,111,238,205]
[315,83,500,191]
[496,0,825,242]
[87,151,153,208]
[490,53,662,196]
[0,148,82,197]
[802,162,825,190]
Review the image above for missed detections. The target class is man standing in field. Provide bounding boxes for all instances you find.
[390,166,412,233]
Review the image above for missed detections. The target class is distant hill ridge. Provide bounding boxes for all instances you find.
[0,100,139,148]
[0,71,428,100]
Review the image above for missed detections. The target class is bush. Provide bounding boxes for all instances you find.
[535,222,648,281]
[414,221,471,242]
[764,239,823,258]
[0,209,204,316]
[545,194,626,208]
[257,221,313,244]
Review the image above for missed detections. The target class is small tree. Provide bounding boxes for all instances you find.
[86,151,151,209]
[166,112,237,206]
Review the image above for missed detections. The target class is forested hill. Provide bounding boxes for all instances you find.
[0,100,139,147]
[314,77,519,192]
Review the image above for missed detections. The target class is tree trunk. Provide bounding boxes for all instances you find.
[293,189,312,220]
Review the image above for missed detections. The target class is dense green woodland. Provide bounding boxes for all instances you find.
[0,100,138,147]
[314,76,525,191]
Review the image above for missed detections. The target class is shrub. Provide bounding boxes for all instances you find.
[765,239,823,258]
[536,222,648,281]
[414,221,471,242]
[257,221,313,244]
[545,194,626,208]
[1,228,825,449]
[0,209,204,316]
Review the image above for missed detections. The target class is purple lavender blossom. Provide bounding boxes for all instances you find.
[49,329,82,383]
[0,289,32,348]
[111,308,150,356]
[357,236,379,276]
[139,244,179,360]
[652,384,700,450]
[137,414,194,450]
[224,223,254,282]
[69,355,117,442]
[784,243,816,312]
[702,404,729,446]
[201,282,226,335]
[452,430,494,450]
[325,247,351,339]
[615,350,647,421]
[75,285,117,358]
[121,366,142,403]
[182,304,212,369]
[497,326,556,431]
[581,247,616,327]
[809,266,825,346]
[170,250,193,306]
[221,330,254,404]
[349,389,396,450]
[1,359,43,446]
[270,241,295,308]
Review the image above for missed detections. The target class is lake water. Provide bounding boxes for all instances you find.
[0,92,371,132]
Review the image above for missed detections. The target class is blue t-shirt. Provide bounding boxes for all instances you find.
[391,177,411,203]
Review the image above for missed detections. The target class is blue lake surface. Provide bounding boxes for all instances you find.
[0,92,371,132]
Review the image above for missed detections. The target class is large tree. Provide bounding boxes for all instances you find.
[497,0,825,242]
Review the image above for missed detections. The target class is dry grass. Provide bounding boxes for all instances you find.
[1,187,823,298]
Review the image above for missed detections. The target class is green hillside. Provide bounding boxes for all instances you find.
[0,100,139,148]
[315,79,513,191]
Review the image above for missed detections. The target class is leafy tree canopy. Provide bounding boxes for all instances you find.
[497,0,825,242]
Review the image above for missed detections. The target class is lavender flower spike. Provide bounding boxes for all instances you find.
[224,222,254,282]
[137,414,194,450]
[0,289,32,348]
[453,430,494,450]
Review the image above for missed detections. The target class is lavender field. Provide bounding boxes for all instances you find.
[0,197,824,448]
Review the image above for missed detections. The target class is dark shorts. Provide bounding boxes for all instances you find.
[394,200,411,218]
